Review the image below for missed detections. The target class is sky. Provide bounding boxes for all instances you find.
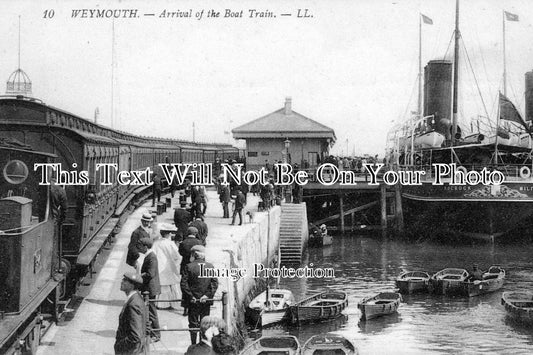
[1,0,532,156]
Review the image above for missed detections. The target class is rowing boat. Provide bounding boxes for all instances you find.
[501,291,533,325]
[248,288,294,327]
[289,291,348,323]
[395,271,430,294]
[429,268,469,295]
[462,266,505,297]
[357,292,402,320]
[302,334,358,355]
[240,335,301,355]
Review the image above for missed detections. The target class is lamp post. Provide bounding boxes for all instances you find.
[284,139,291,203]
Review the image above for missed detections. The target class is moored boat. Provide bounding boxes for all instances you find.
[396,271,430,294]
[501,291,533,325]
[240,335,300,355]
[429,268,469,295]
[308,224,333,247]
[289,291,348,324]
[462,266,505,297]
[248,288,294,327]
[357,292,402,320]
[302,334,358,355]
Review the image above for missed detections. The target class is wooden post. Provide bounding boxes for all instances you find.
[394,184,404,234]
[339,195,345,233]
[222,291,228,325]
[143,291,151,353]
[380,185,387,237]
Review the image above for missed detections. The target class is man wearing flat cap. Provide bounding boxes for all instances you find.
[179,226,202,316]
[126,212,153,268]
[138,237,161,342]
[115,273,147,355]
[181,244,219,344]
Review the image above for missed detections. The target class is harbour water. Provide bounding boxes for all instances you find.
[258,234,533,355]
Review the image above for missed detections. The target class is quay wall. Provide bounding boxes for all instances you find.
[205,206,281,335]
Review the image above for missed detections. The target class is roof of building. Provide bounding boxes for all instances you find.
[232,98,336,142]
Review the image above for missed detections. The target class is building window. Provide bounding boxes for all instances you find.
[261,152,270,156]
[248,151,258,157]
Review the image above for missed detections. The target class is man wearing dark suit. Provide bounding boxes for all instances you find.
[174,203,192,242]
[219,185,231,218]
[189,216,208,246]
[126,213,153,267]
[114,272,147,355]
[151,173,162,207]
[139,238,161,342]
[179,227,202,316]
[181,245,219,345]
[230,188,246,226]
[190,185,203,219]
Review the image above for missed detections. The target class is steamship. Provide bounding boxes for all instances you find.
[388,1,533,240]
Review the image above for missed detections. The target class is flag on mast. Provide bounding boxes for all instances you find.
[504,11,519,22]
[421,14,433,25]
[499,92,529,131]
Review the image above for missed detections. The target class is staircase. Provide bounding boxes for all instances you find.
[279,203,308,266]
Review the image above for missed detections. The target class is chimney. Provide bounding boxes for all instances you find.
[284,97,292,115]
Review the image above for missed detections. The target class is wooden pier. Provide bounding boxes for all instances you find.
[303,179,404,236]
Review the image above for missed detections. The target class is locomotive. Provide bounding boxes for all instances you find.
[0,95,240,353]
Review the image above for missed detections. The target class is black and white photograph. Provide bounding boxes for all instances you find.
[1,0,533,354]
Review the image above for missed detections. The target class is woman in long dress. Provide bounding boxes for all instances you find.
[152,224,182,309]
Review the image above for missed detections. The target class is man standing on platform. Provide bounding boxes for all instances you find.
[126,213,153,268]
[174,202,192,242]
[152,173,162,207]
[114,272,147,355]
[189,216,208,245]
[179,227,202,316]
[139,238,161,342]
[191,185,202,219]
[181,245,219,345]
[230,187,246,226]
[219,184,231,218]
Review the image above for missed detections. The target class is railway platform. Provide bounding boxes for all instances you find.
[37,189,260,355]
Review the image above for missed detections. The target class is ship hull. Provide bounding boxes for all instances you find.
[402,181,533,239]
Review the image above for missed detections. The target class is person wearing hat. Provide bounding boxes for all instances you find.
[174,203,192,243]
[189,216,208,246]
[181,245,219,345]
[219,184,231,218]
[138,237,161,342]
[151,173,162,207]
[114,273,147,355]
[179,227,202,316]
[126,212,153,267]
[152,224,181,310]
[230,188,246,226]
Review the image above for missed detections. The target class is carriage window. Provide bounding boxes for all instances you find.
[3,159,29,184]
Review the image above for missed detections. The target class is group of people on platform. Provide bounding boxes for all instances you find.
[116,198,236,355]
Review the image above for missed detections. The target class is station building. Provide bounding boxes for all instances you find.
[232,98,336,170]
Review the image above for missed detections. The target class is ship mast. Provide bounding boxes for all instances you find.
[451,0,460,146]
[410,14,423,165]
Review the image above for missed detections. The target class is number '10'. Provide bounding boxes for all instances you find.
[43,9,55,18]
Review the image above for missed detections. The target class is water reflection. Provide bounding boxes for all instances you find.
[358,313,401,334]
